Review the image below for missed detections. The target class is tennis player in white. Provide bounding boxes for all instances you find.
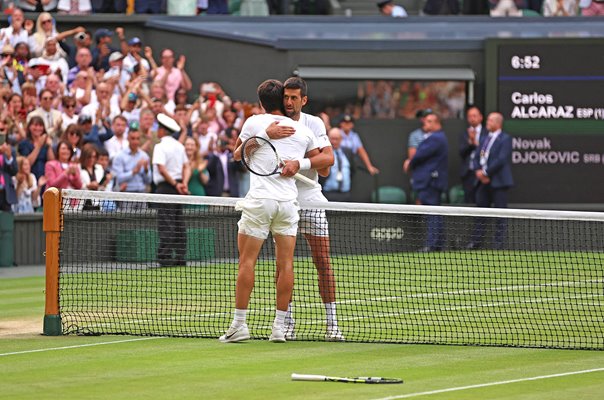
[265,77,344,341]
[219,79,320,343]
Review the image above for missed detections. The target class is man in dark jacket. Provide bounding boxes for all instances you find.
[205,134,244,197]
[0,139,18,211]
[404,113,448,251]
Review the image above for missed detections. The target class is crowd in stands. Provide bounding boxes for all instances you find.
[4,0,602,16]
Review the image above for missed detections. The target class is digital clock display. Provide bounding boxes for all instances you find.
[510,55,540,70]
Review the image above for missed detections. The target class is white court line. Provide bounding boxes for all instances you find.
[0,336,165,357]
[371,367,604,400]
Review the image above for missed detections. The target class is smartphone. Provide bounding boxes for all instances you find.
[0,134,6,145]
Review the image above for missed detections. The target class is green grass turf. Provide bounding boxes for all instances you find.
[2,276,603,400]
[55,251,604,349]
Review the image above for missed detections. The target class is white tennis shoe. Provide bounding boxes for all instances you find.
[219,323,250,343]
[269,325,286,343]
[325,326,345,342]
[284,321,296,340]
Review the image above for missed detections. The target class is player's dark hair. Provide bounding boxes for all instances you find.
[257,79,284,113]
[283,77,307,98]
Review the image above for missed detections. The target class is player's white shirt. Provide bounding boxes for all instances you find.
[296,112,330,198]
[239,114,318,202]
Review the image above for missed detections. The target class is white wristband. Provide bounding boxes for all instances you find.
[256,131,269,141]
[298,158,311,171]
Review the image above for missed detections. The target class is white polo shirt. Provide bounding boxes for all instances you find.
[152,135,187,185]
[297,112,330,197]
[239,114,318,202]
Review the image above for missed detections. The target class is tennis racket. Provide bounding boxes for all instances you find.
[291,373,403,384]
[241,136,317,187]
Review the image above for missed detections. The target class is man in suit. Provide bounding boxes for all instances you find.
[205,133,244,197]
[468,112,514,249]
[0,139,18,212]
[404,113,448,251]
[320,128,355,202]
[458,106,484,204]
[27,89,63,141]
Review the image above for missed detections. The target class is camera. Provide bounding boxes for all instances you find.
[75,32,86,41]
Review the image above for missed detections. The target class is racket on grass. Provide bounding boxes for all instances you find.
[241,136,317,186]
[291,373,403,384]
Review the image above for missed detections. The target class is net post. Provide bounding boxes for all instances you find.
[43,188,62,336]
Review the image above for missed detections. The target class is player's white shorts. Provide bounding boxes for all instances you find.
[297,190,329,237]
[236,198,300,240]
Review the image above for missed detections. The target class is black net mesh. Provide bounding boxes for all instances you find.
[57,191,604,349]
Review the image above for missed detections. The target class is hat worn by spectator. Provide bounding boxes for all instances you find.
[127,92,138,102]
[109,52,124,63]
[29,58,50,68]
[94,28,113,43]
[157,113,180,133]
[340,114,354,123]
[128,37,142,46]
[78,114,92,124]
[377,0,393,8]
[1,44,14,55]
[415,108,433,119]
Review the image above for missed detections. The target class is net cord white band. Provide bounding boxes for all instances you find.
[60,189,604,222]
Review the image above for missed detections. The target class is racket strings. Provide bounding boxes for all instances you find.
[243,138,280,176]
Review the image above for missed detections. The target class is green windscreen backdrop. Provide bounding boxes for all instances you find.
[485,39,604,204]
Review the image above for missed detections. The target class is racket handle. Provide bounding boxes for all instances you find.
[291,373,327,382]
[293,173,318,187]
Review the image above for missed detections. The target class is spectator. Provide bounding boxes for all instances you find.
[580,0,604,14]
[193,116,216,156]
[459,106,484,204]
[104,115,129,160]
[403,113,448,252]
[12,156,43,213]
[135,0,164,13]
[29,14,84,58]
[377,0,408,16]
[62,30,91,69]
[0,44,22,95]
[20,82,37,115]
[0,136,18,211]
[81,81,121,124]
[5,94,27,143]
[27,89,63,140]
[33,37,69,84]
[173,104,193,140]
[59,123,83,161]
[122,37,150,74]
[174,88,192,110]
[44,73,67,110]
[152,48,192,102]
[91,27,127,72]
[14,42,31,78]
[0,8,32,48]
[44,140,82,191]
[489,0,525,15]
[27,58,50,95]
[79,142,106,203]
[205,133,242,197]
[120,92,142,126]
[80,113,113,149]
[67,47,94,87]
[542,0,579,15]
[139,108,158,156]
[320,127,355,202]
[184,136,209,197]
[57,0,93,14]
[19,116,55,180]
[103,52,130,96]
[60,96,79,131]
[112,127,152,195]
[405,109,431,170]
[423,0,461,14]
[193,81,231,122]
[92,0,127,13]
[207,0,229,14]
[69,70,93,108]
[467,112,514,249]
[338,114,379,175]
[16,0,58,12]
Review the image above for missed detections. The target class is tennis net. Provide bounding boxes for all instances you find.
[44,189,604,349]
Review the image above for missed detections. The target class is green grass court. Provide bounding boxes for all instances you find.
[2,260,604,400]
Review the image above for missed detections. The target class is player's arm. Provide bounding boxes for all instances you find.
[233,137,243,161]
[309,145,333,177]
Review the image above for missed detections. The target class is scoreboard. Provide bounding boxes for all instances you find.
[485,39,604,204]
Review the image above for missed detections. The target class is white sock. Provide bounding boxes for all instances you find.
[325,302,338,327]
[274,309,287,328]
[232,308,247,327]
[285,303,294,324]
